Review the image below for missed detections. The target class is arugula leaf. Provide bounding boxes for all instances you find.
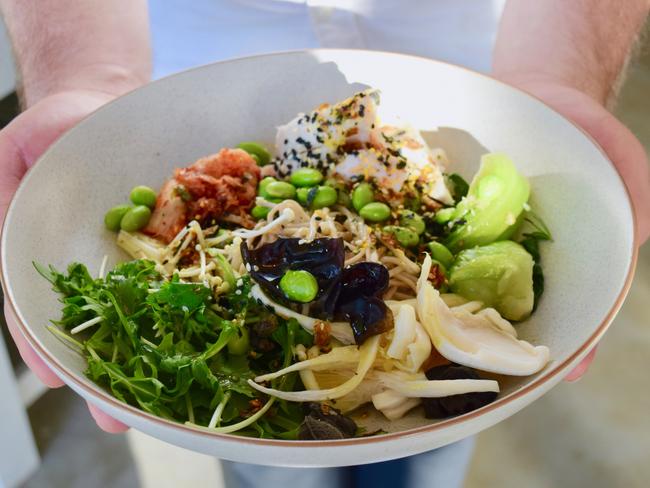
[38,257,305,438]
[34,261,96,296]
[150,279,211,315]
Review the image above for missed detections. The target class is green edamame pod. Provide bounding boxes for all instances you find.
[265,181,296,200]
[359,202,391,222]
[237,142,272,166]
[104,205,131,231]
[352,182,375,211]
[120,205,152,232]
[383,225,420,248]
[399,210,426,235]
[251,205,271,220]
[130,186,157,208]
[426,241,454,269]
[311,186,338,209]
[290,168,324,187]
[280,270,319,303]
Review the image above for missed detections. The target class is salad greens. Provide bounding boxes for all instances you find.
[34,259,311,438]
[448,241,534,321]
[445,153,530,252]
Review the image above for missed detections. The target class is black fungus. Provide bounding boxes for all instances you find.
[241,238,345,318]
[241,238,393,344]
[338,262,389,303]
[298,403,357,440]
[336,296,394,345]
[336,262,392,344]
[422,365,498,418]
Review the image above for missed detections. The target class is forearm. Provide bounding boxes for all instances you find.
[493,0,649,106]
[0,0,151,107]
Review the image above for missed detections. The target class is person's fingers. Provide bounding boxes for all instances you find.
[86,402,130,433]
[0,90,112,223]
[4,303,65,388]
[561,102,650,243]
[1,91,115,389]
[565,346,598,382]
[507,81,650,243]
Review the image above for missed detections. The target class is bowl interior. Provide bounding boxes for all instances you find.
[1,50,634,463]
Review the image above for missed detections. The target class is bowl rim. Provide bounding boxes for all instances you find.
[0,48,639,448]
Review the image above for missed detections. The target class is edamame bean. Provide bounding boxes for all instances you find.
[237,142,272,166]
[258,177,276,198]
[383,225,420,248]
[251,205,270,220]
[311,186,338,209]
[359,202,391,222]
[129,185,157,208]
[259,178,290,203]
[296,187,316,206]
[352,182,375,211]
[120,205,152,232]
[265,181,296,200]
[399,210,426,235]
[290,168,324,187]
[104,204,131,231]
[279,270,319,303]
[227,327,250,355]
[434,207,455,224]
[426,241,454,269]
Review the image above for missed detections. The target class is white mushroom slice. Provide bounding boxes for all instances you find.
[416,255,550,376]
[250,284,354,344]
[386,303,431,373]
[386,304,417,360]
[371,389,421,421]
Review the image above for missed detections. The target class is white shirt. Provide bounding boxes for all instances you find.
[149,0,506,80]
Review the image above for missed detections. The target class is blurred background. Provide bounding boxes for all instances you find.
[1,16,649,488]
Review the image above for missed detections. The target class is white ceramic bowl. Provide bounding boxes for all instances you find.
[1,50,637,467]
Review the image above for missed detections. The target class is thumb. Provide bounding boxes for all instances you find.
[0,90,113,222]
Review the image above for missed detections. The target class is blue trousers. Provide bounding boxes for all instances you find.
[221,437,475,488]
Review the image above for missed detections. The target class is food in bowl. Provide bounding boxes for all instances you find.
[37,89,551,440]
